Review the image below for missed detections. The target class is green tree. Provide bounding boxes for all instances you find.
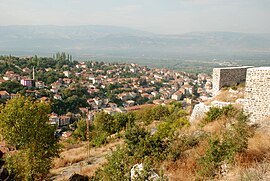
[73,119,93,141]
[0,96,59,180]
[94,111,115,134]
[0,81,26,94]
[113,112,135,132]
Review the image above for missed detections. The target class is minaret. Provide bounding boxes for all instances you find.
[32,67,35,80]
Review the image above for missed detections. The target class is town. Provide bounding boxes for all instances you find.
[0,54,212,129]
[1,54,270,181]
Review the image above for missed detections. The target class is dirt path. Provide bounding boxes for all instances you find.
[50,139,123,180]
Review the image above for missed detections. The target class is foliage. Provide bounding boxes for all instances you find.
[0,61,22,75]
[167,101,183,114]
[135,105,170,125]
[125,125,168,161]
[89,130,108,147]
[94,111,135,135]
[202,105,236,125]
[113,112,136,133]
[51,86,89,114]
[36,71,65,85]
[124,125,149,154]
[73,119,92,141]
[167,133,202,161]
[94,111,115,134]
[91,146,131,181]
[0,96,59,180]
[197,110,252,178]
[0,81,26,94]
[157,118,190,139]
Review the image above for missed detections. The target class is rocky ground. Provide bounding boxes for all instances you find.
[50,139,123,180]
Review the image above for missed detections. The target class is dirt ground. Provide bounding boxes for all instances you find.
[50,139,123,180]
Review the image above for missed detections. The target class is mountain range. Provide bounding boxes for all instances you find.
[1,25,270,60]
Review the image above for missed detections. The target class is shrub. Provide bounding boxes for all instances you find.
[113,112,135,133]
[125,125,168,161]
[202,105,236,125]
[90,146,131,181]
[157,118,190,139]
[90,130,108,147]
[197,110,252,178]
[124,125,148,155]
[73,119,92,141]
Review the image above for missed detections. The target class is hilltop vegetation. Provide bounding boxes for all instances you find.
[0,95,269,180]
[86,104,255,180]
[51,102,270,181]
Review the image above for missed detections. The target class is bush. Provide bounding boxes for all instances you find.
[90,130,108,147]
[90,146,131,181]
[73,119,92,141]
[197,110,252,178]
[202,105,236,125]
[124,125,148,154]
[94,111,135,135]
[157,118,190,139]
[167,133,202,161]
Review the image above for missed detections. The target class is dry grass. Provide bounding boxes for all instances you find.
[239,161,270,181]
[214,87,244,103]
[80,160,107,177]
[218,125,270,181]
[50,139,123,180]
[202,116,229,134]
[162,154,196,181]
[161,139,209,181]
[54,144,89,169]
[236,131,270,167]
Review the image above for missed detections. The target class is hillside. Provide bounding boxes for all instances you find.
[1,25,270,60]
[49,102,270,181]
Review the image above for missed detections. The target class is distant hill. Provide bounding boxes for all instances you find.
[1,25,270,60]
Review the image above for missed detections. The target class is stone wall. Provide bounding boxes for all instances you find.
[190,103,210,123]
[190,101,234,123]
[244,67,270,123]
[212,66,252,96]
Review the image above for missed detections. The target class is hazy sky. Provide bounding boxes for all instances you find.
[0,0,269,34]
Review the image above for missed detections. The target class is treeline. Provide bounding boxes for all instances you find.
[0,53,78,74]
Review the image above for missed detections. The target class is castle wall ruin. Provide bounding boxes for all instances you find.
[212,66,253,96]
[244,67,270,123]
[191,66,270,124]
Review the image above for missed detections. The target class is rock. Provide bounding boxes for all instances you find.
[68,173,89,181]
[130,163,160,181]
[0,168,9,181]
[0,150,3,159]
[190,103,210,123]
[211,100,234,108]
[0,160,5,168]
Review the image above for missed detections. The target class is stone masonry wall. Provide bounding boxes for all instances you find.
[212,66,252,96]
[244,67,270,123]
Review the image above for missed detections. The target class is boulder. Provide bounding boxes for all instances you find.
[0,150,3,159]
[68,173,89,181]
[130,163,160,181]
[0,167,9,181]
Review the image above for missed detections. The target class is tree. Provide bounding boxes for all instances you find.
[73,119,92,141]
[0,81,26,94]
[94,111,115,134]
[0,96,59,180]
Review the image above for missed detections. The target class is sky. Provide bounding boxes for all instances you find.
[0,0,269,34]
